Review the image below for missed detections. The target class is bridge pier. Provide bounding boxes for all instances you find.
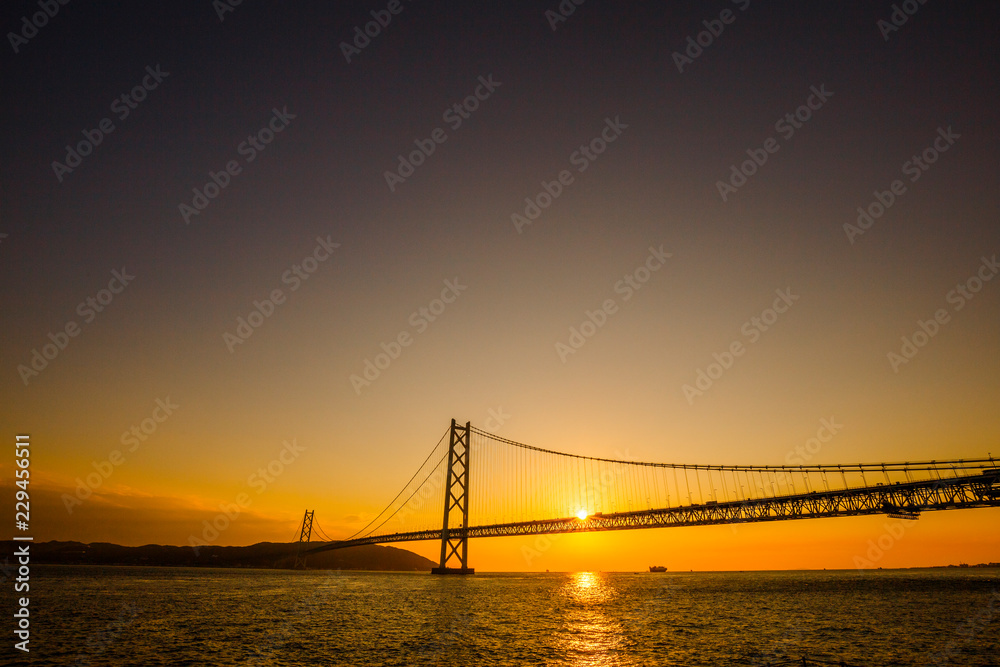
[432,419,474,575]
[430,566,475,574]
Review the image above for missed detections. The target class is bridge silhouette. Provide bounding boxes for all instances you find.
[308,419,1000,573]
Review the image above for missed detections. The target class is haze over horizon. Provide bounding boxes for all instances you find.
[2,1,998,572]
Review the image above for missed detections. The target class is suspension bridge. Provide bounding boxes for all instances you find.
[307,419,1000,573]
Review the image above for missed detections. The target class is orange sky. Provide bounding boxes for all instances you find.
[2,2,999,572]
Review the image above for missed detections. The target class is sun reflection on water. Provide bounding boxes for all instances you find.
[556,572,630,666]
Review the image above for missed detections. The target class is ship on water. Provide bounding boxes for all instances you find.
[649,565,667,572]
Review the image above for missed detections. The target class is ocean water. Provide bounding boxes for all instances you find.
[14,566,999,666]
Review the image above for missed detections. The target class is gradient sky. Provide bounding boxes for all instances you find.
[2,1,998,572]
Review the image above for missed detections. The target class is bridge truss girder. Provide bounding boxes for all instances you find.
[307,470,999,554]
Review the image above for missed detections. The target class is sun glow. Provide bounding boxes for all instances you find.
[576,509,589,520]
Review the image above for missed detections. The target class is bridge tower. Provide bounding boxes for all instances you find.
[431,419,474,574]
[294,509,314,569]
[298,510,314,543]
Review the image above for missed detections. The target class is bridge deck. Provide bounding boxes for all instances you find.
[307,468,1000,555]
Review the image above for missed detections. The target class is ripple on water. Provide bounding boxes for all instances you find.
[24,566,1000,666]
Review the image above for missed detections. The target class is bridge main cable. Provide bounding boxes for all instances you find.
[469,426,997,475]
[340,427,450,542]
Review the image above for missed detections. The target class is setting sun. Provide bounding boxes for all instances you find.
[3,2,999,665]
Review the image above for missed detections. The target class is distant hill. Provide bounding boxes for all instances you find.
[5,540,436,571]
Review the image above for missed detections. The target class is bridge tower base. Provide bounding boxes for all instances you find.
[431,419,474,575]
[430,566,476,574]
